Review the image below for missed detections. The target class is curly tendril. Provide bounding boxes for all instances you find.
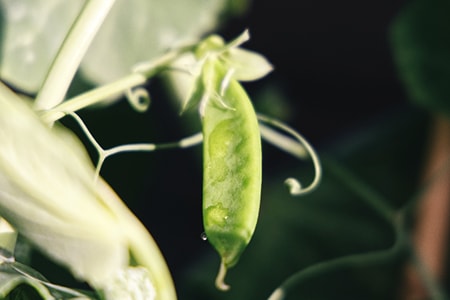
[258,114,322,196]
[126,87,151,112]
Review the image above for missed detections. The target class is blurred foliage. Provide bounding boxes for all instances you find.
[390,0,450,117]
[0,0,246,92]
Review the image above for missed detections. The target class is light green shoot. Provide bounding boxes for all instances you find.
[35,0,117,111]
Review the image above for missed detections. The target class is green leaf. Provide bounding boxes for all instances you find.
[390,0,450,117]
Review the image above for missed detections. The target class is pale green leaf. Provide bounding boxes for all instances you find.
[0,82,128,287]
[0,0,84,93]
[0,0,231,92]
[79,0,229,84]
[0,82,177,299]
[0,218,17,255]
[222,48,273,81]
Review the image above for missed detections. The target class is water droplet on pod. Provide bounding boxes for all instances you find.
[200,232,208,241]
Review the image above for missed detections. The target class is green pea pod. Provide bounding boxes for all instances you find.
[201,58,262,290]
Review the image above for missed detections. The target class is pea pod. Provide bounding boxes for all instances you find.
[200,58,262,290]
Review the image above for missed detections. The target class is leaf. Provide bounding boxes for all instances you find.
[222,48,273,81]
[0,82,128,287]
[0,0,84,93]
[0,0,234,92]
[80,0,230,85]
[390,0,450,117]
[0,218,17,254]
[0,82,177,299]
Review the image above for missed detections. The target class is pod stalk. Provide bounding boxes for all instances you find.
[215,261,230,291]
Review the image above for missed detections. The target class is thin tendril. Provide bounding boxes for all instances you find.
[65,112,106,181]
[257,114,322,196]
[10,262,88,297]
[267,154,450,299]
[65,112,202,182]
[126,87,151,112]
[267,223,404,300]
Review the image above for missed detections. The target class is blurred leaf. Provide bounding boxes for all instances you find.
[224,0,251,17]
[80,0,232,85]
[0,0,240,93]
[390,0,450,117]
[0,0,83,93]
[0,218,17,254]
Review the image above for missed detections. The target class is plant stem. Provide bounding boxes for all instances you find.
[322,157,395,222]
[40,47,192,124]
[267,157,400,300]
[34,0,116,111]
[267,221,405,300]
[399,115,450,300]
[40,72,147,124]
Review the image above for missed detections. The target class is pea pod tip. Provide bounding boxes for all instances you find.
[215,261,231,291]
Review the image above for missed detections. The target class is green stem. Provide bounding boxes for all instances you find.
[267,157,399,300]
[40,72,147,124]
[40,47,192,124]
[322,156,395,222]
[34,0,116,111]
[268,224,405,300]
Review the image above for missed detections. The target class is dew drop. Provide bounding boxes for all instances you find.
[200,232,208,241]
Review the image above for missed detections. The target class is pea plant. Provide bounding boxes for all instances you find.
[4,0,450,299]
[0,1,321,299]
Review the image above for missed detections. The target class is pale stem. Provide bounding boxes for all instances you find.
[40,72,147,124]
[259,123,307,159]
[34,0,116,111]
[66,112,202,181]
[257,114,322,196]
[215,261,230,291]
[40,48,191,125]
